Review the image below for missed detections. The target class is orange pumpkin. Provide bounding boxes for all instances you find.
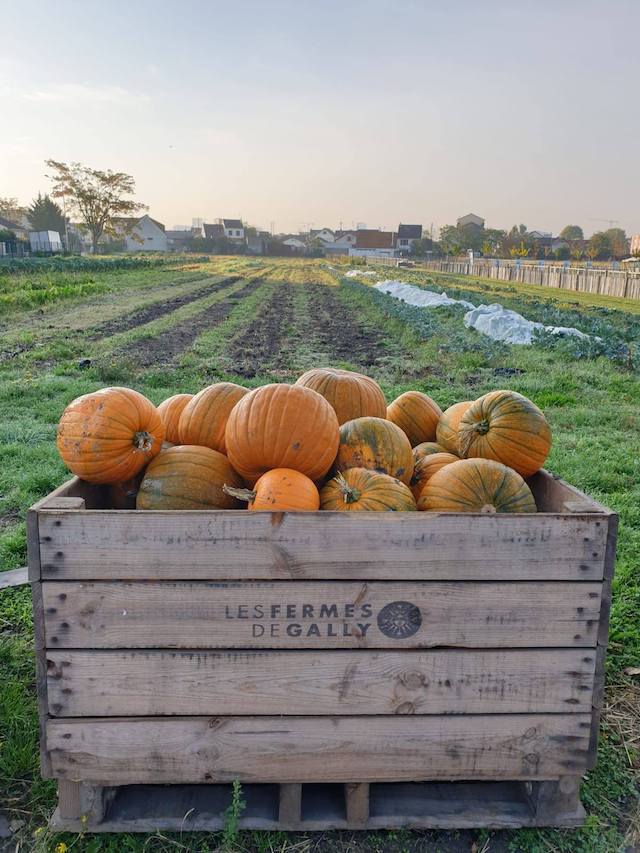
[458,390,552,477]
[418,458,537,513]
[295,367,387,424]
[57,387,164,484]
[225,383,339,484]
[224,468,320,511]
[413,441,447,466]
[178,382,248,453]
[335,416,413,485]
[386,391,442,446]
[157,393,193,444]
[320,468,416,512]
[410,451,458,500]
[136,445,244,510]
[436,401,473,455]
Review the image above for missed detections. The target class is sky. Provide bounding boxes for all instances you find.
[1,0,639,237]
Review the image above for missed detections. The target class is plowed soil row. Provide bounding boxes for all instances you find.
[225,283,295,378]
[86,276,239,340]
[120,279,263,368]
[303,282,393,366]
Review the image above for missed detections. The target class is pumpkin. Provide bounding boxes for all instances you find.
[386,391,442,446]
[295,367,387,424]
[157,393,193,444]
[335,416,413,485]
[57,386,164,484]
[320,468,416,512]
[413,441,447,466]
[418,458,537,514]
[225,383,339,484]
[458,390,552,477]
[136,445,244,510]
[224,468,320,511]
[178,382,248,453]
[436,401,473,454]
[410,451,458,500]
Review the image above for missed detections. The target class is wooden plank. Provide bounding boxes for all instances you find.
[57,780,113,823]
[46,649,596,716]
[345,782,369,825]
[531,776,584,825]
[279,784,302,825]
[46,714,592,784]
[36,504,608,582]
[0,567,28,589]
[42,580,602,649]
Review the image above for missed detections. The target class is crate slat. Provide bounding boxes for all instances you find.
[37,509,607,581]
[46,648,596,717]
[42,580,602,649]
[46,714,592,784]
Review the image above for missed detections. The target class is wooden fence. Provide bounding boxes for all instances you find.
[396,259,640,300]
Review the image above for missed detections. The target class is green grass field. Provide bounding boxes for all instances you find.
[1,256,638,852]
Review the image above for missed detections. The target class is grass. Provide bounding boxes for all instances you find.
[0,257,638,851]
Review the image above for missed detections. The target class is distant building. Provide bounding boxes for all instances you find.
[309,228,335,244]
[457,213,485,233]
[203,222,225,240]
[221,218,245,241]
[0,215,29,240]
[112,215,168,251]
[350,229,396,257]
[396,224,422,254]
[166,229,197,251]
[282,237,306,252]
[247,235,269,255]
[631,234,640,255]
[29,230,63,253]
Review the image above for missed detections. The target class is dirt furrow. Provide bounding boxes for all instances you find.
[225,283,295,378]
[85,276,239,340]
[120,279,263,368]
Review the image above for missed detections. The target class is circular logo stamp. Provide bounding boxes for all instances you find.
[377,601,422,639]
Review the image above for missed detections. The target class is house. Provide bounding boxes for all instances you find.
[221,218,245,241]
[247,235,269,255]
[0,215,29,240]
[324,231,357,256]
[350,229,397,257]
[166,229,197,251]
[457,213,485,233]
[309,228,335,244]
[282,237,306,252]
[630,234,640,255]
[203,222,225,240]
[113,215,168,251]
[396,224,422,254]
[29,230,63,253]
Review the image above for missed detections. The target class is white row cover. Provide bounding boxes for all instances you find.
[373,280,591,345]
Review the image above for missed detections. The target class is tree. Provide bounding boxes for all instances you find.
[409,237,434,256]
[559,225,584,241]
[603,228,628,259]
[27,193,67,235]
[45,160,146,253]
[0,197,27,223]
[509,241,530,258]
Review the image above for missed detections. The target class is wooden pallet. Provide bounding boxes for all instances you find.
[52,780,585,832]
[28,470,617,832]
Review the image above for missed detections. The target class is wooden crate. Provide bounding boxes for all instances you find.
[28,470,617,832]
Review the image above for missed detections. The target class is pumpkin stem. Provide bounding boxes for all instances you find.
[473,418,490,435]
[133,430,154,452]
[223,483,257,505]
[480,503,497,514]
[336,472,360,504]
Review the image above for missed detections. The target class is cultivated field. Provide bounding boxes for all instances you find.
[1,256,639,852]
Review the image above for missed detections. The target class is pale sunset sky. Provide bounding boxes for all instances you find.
[1,0,638,236]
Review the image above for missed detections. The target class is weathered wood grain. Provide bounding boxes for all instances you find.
[0,567,28,589]
[42,580,602,649]
[346,782,369,825]
[46,714,592,784]
[37,507,608,581]
[45,649,596,716]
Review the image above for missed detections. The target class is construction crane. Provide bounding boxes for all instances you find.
[589,218,620,228]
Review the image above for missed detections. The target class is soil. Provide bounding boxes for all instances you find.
[303,283,394,366]
[120,279,262,368]
[225,283,295,378]
[86,276,239,340]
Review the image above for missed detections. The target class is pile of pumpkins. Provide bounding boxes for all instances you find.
[56,367,551,514]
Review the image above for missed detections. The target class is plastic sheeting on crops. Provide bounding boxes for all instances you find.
[345,269,377,277]
[373,279,591,345]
